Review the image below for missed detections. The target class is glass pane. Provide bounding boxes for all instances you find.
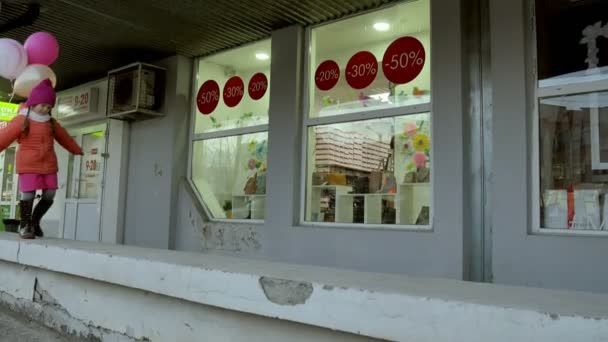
[78,131,105,199]
[1,147,16,202]
[309,0,430,118]
[539,92,608,230]
[194,40,271,133]
[536,0,608,84]
[305,114,431,226]
[192,132,268,220]
[66,143,76,199]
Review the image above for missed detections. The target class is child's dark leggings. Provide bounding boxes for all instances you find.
[21,189,56,202]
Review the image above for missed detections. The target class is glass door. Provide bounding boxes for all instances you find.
[60,123,108,241]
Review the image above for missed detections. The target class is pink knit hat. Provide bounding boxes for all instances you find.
[26,79,56,107]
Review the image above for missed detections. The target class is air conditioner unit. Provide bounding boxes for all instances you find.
[107,62,166,121]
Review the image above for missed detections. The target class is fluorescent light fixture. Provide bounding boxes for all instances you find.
[255,53,270,60]
[373,22,390,32]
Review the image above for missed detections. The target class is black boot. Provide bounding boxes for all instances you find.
[18,200,35,239]
[32,199,53,238]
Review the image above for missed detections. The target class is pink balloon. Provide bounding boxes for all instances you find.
[0,39,28,80]
[24,32,59,66]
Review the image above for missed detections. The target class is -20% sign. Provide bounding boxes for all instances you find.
[346,51,378,89]
[315,60,340,91]
[248,73,268,101]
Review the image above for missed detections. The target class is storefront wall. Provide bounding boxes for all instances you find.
[490,0,608,293]
[180,0,466,280]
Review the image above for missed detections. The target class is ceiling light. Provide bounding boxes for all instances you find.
[256,53,269,60]
[373,22,390,32]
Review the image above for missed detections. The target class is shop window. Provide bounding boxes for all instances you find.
[191,40,271,221]
[535,0,608,232]
[304,0,431,227]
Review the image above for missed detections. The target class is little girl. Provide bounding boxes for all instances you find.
[0,79,83,239]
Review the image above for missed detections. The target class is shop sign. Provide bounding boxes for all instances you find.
[197,80,220,115]
[315,60,340,91]
[345,51,378,90]
[382,36,426,85]
[0,102,18,122]
[313,36,427,91]
[223,76,245,108]
[57,87,99,120]
[248,73,268,100]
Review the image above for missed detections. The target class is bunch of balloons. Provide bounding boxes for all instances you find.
[0,32,59,98]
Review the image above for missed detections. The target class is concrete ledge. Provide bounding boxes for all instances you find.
[1,233,608,341]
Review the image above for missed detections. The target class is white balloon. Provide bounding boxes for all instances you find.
[0,39,28,80]
[13,64,57,97]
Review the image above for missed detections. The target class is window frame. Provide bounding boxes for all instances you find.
[187,41,270,224]
[299,10,434,231]
[530,0,608,236]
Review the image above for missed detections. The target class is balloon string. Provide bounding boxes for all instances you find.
[8,80,15,104]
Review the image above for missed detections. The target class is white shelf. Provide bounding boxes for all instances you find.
[310,182,430,225]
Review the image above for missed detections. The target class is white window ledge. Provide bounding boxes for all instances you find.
[0,233,607,342]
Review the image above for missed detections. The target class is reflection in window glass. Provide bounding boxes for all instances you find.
[194,40,271,133]
[539,92,608,230]
[309,0,430,118]
[535,0,608,81]
[192,132,268,220]
[535,1,608,232]
[79,131,105,199]
[305,114,431,226]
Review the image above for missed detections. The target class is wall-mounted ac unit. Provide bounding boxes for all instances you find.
[107,62,166,121]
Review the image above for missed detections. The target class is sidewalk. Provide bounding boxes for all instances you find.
[0,305,83,342]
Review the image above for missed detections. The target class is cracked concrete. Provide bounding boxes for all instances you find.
[259,277,313,306]
[0,304,84,342]
[2,281,148,342]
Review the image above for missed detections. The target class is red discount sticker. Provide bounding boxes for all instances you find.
[315,60,340,91]
[345,51,378,90]
[196,80,220,115]
[223,76,245,108]
[248,73,268,101]
[382,36,426,85]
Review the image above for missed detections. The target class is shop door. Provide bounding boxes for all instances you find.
[0,146,19,231]
[60,123,107,242]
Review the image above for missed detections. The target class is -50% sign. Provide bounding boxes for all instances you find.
[382,36,426,85]
[346,51,378,90]
[223,76,245,108]
[196,80,220,115]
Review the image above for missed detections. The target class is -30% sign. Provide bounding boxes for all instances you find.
[382,36,426,85]
[315,60,340,91]
[346,51,378,89]
[223,76,245,108]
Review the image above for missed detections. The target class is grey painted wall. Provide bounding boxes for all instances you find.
[123,56,193,249]
[174,0,466,281]
[489,0,608,293]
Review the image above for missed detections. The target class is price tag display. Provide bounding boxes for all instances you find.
[315,60,340,91]
[382,36,426,85]
[223,76,245,108]
[345,51,378,90]
[196,80,220,115]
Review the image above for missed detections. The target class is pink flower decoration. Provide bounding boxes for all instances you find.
[413,152,427,168]
[404,122,417,137]
[248,159,257,170]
